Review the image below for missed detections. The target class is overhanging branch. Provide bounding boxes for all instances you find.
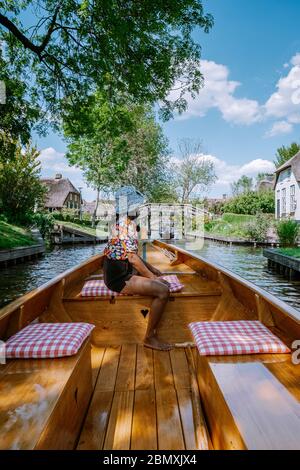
[0,6,60,58]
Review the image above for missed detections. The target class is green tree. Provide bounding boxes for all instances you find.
[274,142,300,168]
[0,55,40,162]
[0,1,213,121]
[175,139,217,203]
[0,142,46,223]
[231,175,253,196]
[66,139,129,226]
[64,92,136,225]
[256,172,274,182]
[223,190,275,215]
[117,106,177,202]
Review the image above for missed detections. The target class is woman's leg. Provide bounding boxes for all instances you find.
[121,275,171,350]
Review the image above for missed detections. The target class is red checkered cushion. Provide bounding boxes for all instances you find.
[189,320,290,356]
[81,279,119,297]
[80,275,184,297]
[160,275,184,293]
[6,322,95,359]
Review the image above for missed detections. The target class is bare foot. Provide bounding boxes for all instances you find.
[144,336,172,351]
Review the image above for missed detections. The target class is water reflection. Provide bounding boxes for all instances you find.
[1,241,300,311]
[178,240,300,311]
[0,244,103,307]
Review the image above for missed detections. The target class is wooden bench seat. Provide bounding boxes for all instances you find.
[0,338,92,450]
[196,353,300,450]
[63,273,222,301]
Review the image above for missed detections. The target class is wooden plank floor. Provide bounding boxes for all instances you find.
[77,344,205,450]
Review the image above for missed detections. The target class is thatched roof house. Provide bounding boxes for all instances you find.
[41,174,82,211]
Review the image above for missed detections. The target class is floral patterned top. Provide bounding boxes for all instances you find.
[104,217,138,260]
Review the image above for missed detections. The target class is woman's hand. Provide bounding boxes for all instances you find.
[152,267,163,276]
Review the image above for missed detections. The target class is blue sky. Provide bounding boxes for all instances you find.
[35,0,300,200]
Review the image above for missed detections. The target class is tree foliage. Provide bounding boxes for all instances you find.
[0,142,46,223]
[256,172,274,182]
[274,142,300,168]
[223,190,275,215]
[65,96,178,215]
[0,1,213,122]
[231,175,253,196]
[117,106,177,202]
[0,55,41,162]
[175,139,217,203]
[64,92,136,223]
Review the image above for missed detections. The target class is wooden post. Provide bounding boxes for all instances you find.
[159,210,163,238]
[169,209,175,240]
[147,205,151,239]
[182,205,185,238]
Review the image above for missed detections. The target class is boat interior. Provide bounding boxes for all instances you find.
[0,240,300,450]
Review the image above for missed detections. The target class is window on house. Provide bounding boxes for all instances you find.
[282,188,286,214]
[290,185,296,212]
[278,168,291,182]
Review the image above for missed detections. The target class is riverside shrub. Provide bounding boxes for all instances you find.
[223,190,275,215]
[244,213,271,242]
[276,219,299,246]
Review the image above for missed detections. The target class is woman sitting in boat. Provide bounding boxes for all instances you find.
[103,207,171,351]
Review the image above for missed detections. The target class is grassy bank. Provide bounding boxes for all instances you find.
[56,220,107,237]
[277,247,300,258]
[0,221,36,250]
[205,213,255,239]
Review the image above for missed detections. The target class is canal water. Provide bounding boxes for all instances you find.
[1,241,300,310]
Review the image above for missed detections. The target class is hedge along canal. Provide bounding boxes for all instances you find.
[1,241,300,310]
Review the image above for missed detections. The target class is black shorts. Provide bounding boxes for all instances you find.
[103,256,137,293]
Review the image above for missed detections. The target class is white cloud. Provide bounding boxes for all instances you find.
[169,59,261,125]
[265,120,293,138]
[210,155,275,196]
[203,155,275,188]
[38,147,96,201]
[171,151,275,197]
[291,53,300,66]
[169,54,300,136]
[263,53,300,133]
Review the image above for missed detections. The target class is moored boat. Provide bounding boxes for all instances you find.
[0,240,299,450]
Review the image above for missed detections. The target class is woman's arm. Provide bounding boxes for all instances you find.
[137,255,162,276]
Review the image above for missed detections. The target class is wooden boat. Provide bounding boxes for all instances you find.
[0,239,299,450]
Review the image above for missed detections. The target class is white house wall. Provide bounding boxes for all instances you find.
[275,170,300,220]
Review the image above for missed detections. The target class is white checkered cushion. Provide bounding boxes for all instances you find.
[160,275,184,293]
[80,275,184,297]
[81,279,120,297]
[6,322,95,359]
[189,320,290,356]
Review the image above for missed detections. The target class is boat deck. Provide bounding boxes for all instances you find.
[77,344,209,450]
